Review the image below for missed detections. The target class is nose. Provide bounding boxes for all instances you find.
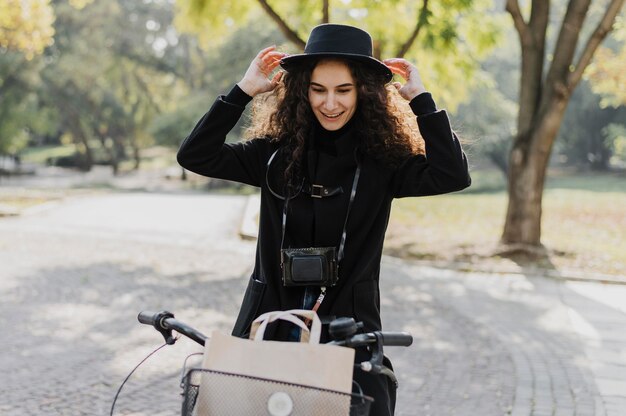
[323,93,337,111]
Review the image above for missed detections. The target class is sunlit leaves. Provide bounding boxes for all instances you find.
[586,22,626,108]
[0,0,55,59]
[68,0,95,10]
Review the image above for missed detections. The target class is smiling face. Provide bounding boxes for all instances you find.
[308,59,358,131]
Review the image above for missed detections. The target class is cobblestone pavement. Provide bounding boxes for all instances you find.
[0,191,625,415]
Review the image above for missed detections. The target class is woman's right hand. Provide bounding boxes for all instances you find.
[237,46,286,97]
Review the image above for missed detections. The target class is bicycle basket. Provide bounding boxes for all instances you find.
[182,368,373,416]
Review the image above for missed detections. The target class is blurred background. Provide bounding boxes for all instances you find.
[1,0,625,277]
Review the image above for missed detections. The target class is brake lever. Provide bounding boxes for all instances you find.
[154,311,177,345]
[357,332,399,388]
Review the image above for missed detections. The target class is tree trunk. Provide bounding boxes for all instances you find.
[132,141,141,170]
[77,134,94,171]
[322,0,329,23]
[502,96,569,245]
[502,142,545,245]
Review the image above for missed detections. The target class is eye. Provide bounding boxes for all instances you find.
[337,89,352,94]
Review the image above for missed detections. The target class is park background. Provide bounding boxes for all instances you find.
[1,0,625,279]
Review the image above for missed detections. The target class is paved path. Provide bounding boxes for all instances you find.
[0,191,624,415]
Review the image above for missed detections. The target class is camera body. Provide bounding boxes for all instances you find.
[281,247,338,287]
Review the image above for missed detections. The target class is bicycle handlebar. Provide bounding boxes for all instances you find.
[137,311,413,354]
[138,311,208,346]
[328,331,412,347]
[138,310,412,349]
[138,310,412,387]
[380,332,413,347]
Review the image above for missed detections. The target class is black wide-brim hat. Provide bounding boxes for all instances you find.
[280,24,393,83]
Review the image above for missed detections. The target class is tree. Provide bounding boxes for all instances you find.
[175,0,503,111]
[0,0,56,155]
[0,52,53,155]
[501,0,624,249]
[36,0,185,172]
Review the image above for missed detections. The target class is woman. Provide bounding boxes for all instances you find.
[177,23,470,415]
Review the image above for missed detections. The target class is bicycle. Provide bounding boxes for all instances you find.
[112,310,413,416]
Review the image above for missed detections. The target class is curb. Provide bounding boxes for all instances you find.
[0,203,19,217]
[239,194,260,241]
[381,255,626,285]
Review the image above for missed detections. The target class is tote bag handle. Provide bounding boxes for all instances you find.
[250,309,322,343]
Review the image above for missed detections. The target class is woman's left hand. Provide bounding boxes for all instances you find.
[383,58,427,101]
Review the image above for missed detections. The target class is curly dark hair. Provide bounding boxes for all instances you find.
[245,57,424,187]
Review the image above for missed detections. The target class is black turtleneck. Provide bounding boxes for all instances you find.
[312,117,355,156]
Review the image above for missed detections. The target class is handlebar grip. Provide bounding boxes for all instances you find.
[138,311,159,326]
[381,332,413,347]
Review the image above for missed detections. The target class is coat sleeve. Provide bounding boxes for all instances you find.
[176,95,270,187]
[390,109,471,198]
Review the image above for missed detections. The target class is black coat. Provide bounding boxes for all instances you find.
[178,90,470,415]
[178,91,470,338]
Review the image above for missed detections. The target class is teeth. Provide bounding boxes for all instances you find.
[323,112,342,118]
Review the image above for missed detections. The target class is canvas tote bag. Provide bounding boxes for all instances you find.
[194,309,355,416]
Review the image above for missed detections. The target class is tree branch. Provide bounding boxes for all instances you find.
[528,0,549,47]
[546,0,591,91]
[568,0,625,88]
[256,0,306,50]
[395,0,430,58]
[505,0,530,44]
[509,0,546,137]
[322,0,329,23]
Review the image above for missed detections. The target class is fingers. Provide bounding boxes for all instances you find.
[383,58,414,80]
[270,70,284,87]
[258,47,287,74]
[242,46,287,96]
[263,51,286,70]
[257,45,277,59]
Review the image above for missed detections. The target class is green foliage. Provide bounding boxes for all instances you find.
[175,0,503,111]
[586,21,626,108]
[28,0,189,169]
[202,14,285,96]
[603,123,626,166]
[556,80,626,170]
[0,51,57,154]
[150,15,286,146]
[149,93,208,148]
[2,0,620,176]
[0,0,55,59]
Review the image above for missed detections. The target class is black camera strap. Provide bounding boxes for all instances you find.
[266,149,361,264]
[281,154,360,319]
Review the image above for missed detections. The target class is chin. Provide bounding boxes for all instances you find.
[316,115,347,131]
[321,123,343,131]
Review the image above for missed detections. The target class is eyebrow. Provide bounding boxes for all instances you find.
[310,82,354,88]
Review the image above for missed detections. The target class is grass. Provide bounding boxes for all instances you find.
[385,168,626,277]
[20,144,76,165]
[20,144,179,172]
